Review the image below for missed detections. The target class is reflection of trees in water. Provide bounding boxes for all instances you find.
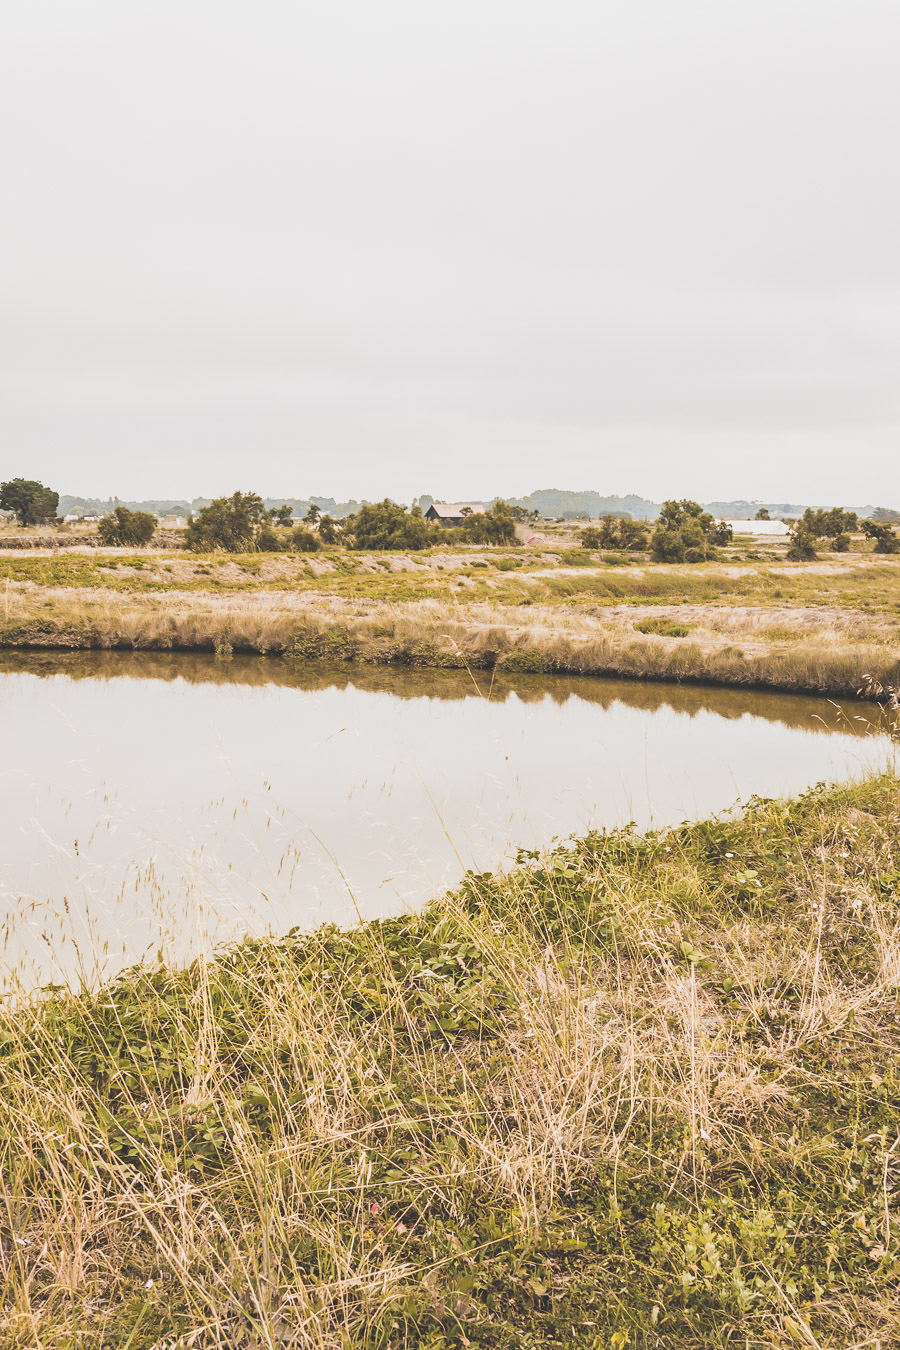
[0,649,882,738]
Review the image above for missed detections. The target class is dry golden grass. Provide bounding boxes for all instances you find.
[2,773,900,1346]
[2,547,900,698]
[2,578,899,698]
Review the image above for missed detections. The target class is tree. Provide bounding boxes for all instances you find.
[862,520,900,554]
[595,516,617,548]
[580,527,601,549]
[657,499,713,532]
[618,519,650,551]
[651,499,714,563]
[831,532,851,553]
[0,478,59,526]
[799,506,858,538]
[708,521,733,546]
[268,504,293,526]
[304,503,322,527]
[754,507,771,520]
[185,492,267,552]
[317,515,339,545]
[97,506,157,547]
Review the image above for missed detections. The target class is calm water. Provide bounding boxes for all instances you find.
[0,651,892,989]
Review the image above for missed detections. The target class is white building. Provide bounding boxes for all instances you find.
[722,518,792,538]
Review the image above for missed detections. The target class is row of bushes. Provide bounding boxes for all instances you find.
[183,494,520,553]
[581,501,732,563]
[27,486,900,561]
[582,500,900,563]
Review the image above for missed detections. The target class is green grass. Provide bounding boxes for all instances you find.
[4,550,900,616]
[633,617,693,638]
[3,772,900,1347]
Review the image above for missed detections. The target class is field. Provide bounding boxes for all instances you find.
[4,529,900,1345]
[2,537,900,698]
[2,771,900,1347]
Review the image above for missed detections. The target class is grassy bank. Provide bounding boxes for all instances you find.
[2,549,900,699]
[3,772,900,1347]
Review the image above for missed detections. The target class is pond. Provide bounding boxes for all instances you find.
[0,651,893,990]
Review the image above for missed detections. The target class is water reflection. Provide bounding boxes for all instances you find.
[0,648,884,733]
[0,652,892,991]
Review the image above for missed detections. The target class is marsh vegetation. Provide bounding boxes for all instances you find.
[2,543,899,699]
[2,772,900,1347]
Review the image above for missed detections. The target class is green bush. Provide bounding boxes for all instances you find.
[862,520,900,553]
[347,500,436,550]
[185,492,267,552]
[292,527,320,553]
[459,500,518,545]
[98,506,157,547]
[650,526,686,563]
[257,525,288,552]
[634,617,692,637]
[786,529,817,561]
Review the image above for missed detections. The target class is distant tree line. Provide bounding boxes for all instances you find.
[5,476,900,562]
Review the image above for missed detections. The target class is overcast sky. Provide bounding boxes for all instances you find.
[2,1,899,504]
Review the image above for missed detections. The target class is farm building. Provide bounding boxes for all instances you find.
[425,503,487,526]
[722,518,792,538]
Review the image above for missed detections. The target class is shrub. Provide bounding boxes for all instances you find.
[588,515,650,551]
[256,525,287,552]
[634,617,691,637]
[862,520,900,553]
[580,526,601,549]
[650,526,686,563]
[186,492,267,552]
[651,500,715,562]
[347,500,435,550]
[292,527,321,553]
[786,529,817,561]
[460,501,517,545]
[831,532,851,553]
[98,506,157,547]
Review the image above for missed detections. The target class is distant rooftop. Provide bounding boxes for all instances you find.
[427,502,486,519]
